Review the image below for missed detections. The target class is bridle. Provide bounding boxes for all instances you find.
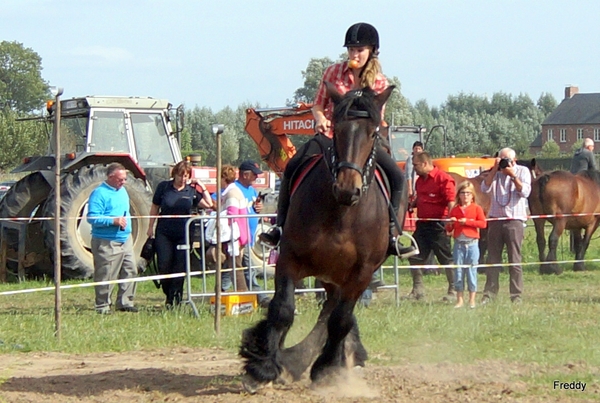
[330,107,379,194]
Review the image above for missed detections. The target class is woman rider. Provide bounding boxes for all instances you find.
[259,22,405,255]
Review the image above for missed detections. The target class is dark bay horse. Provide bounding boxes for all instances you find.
[240,84,413,392]
[529,169,600,274]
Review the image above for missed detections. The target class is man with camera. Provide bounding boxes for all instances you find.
[480,147,531,304]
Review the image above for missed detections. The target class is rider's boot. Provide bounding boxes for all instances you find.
[387,190,403,256]
[387,189,418,257]
[259,175,290,247]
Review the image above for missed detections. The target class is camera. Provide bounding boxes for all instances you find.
[498,157,512,169]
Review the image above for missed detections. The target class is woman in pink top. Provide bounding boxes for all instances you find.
[217,165,250,293]
[221,165,249,248]
[260,23,405,255]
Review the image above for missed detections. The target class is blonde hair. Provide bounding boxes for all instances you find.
[360,50,382,88]
[221,165,237,185]
[455,181,477,204]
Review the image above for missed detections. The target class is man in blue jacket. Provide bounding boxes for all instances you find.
[87,162,138,314]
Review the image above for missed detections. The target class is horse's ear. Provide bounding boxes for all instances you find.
[325,82,343,104]
[374,85,396,110]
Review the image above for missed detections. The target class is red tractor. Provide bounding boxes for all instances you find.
[1,96,185,279]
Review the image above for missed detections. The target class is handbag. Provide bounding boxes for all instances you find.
[140,236,156,261]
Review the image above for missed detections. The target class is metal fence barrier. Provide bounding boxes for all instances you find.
[180,213,403,317]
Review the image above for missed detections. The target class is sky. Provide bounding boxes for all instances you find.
[2,0,599,112]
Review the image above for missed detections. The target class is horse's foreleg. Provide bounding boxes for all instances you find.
[545,219,565,275]
[343,320,367,368]
[240,271,296,391]
[310,298,357,382]
[279,288,338,381]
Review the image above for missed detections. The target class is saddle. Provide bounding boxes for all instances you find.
[288,145,391,204]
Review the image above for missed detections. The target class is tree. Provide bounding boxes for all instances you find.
[183,106,217,165]
[571,139,584,153]
[0,110,47,171]
[0,41,49,113]
[383,76,413,126]
[537,92,558,116]
[292,57,334,103]
[541,139,560,158]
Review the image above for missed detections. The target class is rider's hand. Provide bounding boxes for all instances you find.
[315,116,331,134]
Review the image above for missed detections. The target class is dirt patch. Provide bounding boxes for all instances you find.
[0,348,596,402]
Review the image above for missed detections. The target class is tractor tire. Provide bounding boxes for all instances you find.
[0,172,52,278]
[0,172,51,219]
[42,165,152,279]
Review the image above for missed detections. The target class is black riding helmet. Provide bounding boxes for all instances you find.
[344,22,379,50]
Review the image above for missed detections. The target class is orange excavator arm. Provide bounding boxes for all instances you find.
[245,103,315,177]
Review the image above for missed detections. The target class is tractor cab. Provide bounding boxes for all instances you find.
[386,125,426,169]
[14,96,184,190]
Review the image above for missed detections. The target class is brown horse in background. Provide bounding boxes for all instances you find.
[529,169,600,274]
[240,85,413,392]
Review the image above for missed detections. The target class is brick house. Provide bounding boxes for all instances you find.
[529,86,600,155]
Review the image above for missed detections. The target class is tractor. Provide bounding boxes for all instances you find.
[0,96,185,279]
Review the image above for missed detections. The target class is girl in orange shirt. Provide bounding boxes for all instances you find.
[446,181,487,308]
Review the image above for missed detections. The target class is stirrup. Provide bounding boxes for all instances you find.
[392,232,420,259]
[258,226,281,248]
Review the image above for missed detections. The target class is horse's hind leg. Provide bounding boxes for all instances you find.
[574,221,600,271]
[545,219,565,275]
[572,229,584,271]
[240,272,296,392]
[310,298,357,382]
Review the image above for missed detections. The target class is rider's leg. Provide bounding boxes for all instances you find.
[259,137,319,247]
[258,172,291,246]
[375,146,405,255]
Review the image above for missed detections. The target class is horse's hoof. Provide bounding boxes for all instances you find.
[539,265,558,275]
[242,374,264,394]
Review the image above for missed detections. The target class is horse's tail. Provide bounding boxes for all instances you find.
[537,173,551,206]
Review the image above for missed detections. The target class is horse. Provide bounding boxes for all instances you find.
[529,168,600,274]
[239,84,414,392]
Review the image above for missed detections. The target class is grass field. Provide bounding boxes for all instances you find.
[0,223,599,399]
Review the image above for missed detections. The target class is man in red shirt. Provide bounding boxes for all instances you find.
[408,151,456,300]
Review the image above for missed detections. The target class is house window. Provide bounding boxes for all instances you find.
[577,128,584,140]
[559,129,566,143]
[595,128,600,142]
[547,128,553,141]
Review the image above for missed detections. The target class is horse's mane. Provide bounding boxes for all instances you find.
[578,168,600,186]
[332,87,382,127]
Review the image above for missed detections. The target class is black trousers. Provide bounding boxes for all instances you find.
[155,231,187,305]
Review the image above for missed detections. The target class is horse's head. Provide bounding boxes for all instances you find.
[327,82,395,206]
